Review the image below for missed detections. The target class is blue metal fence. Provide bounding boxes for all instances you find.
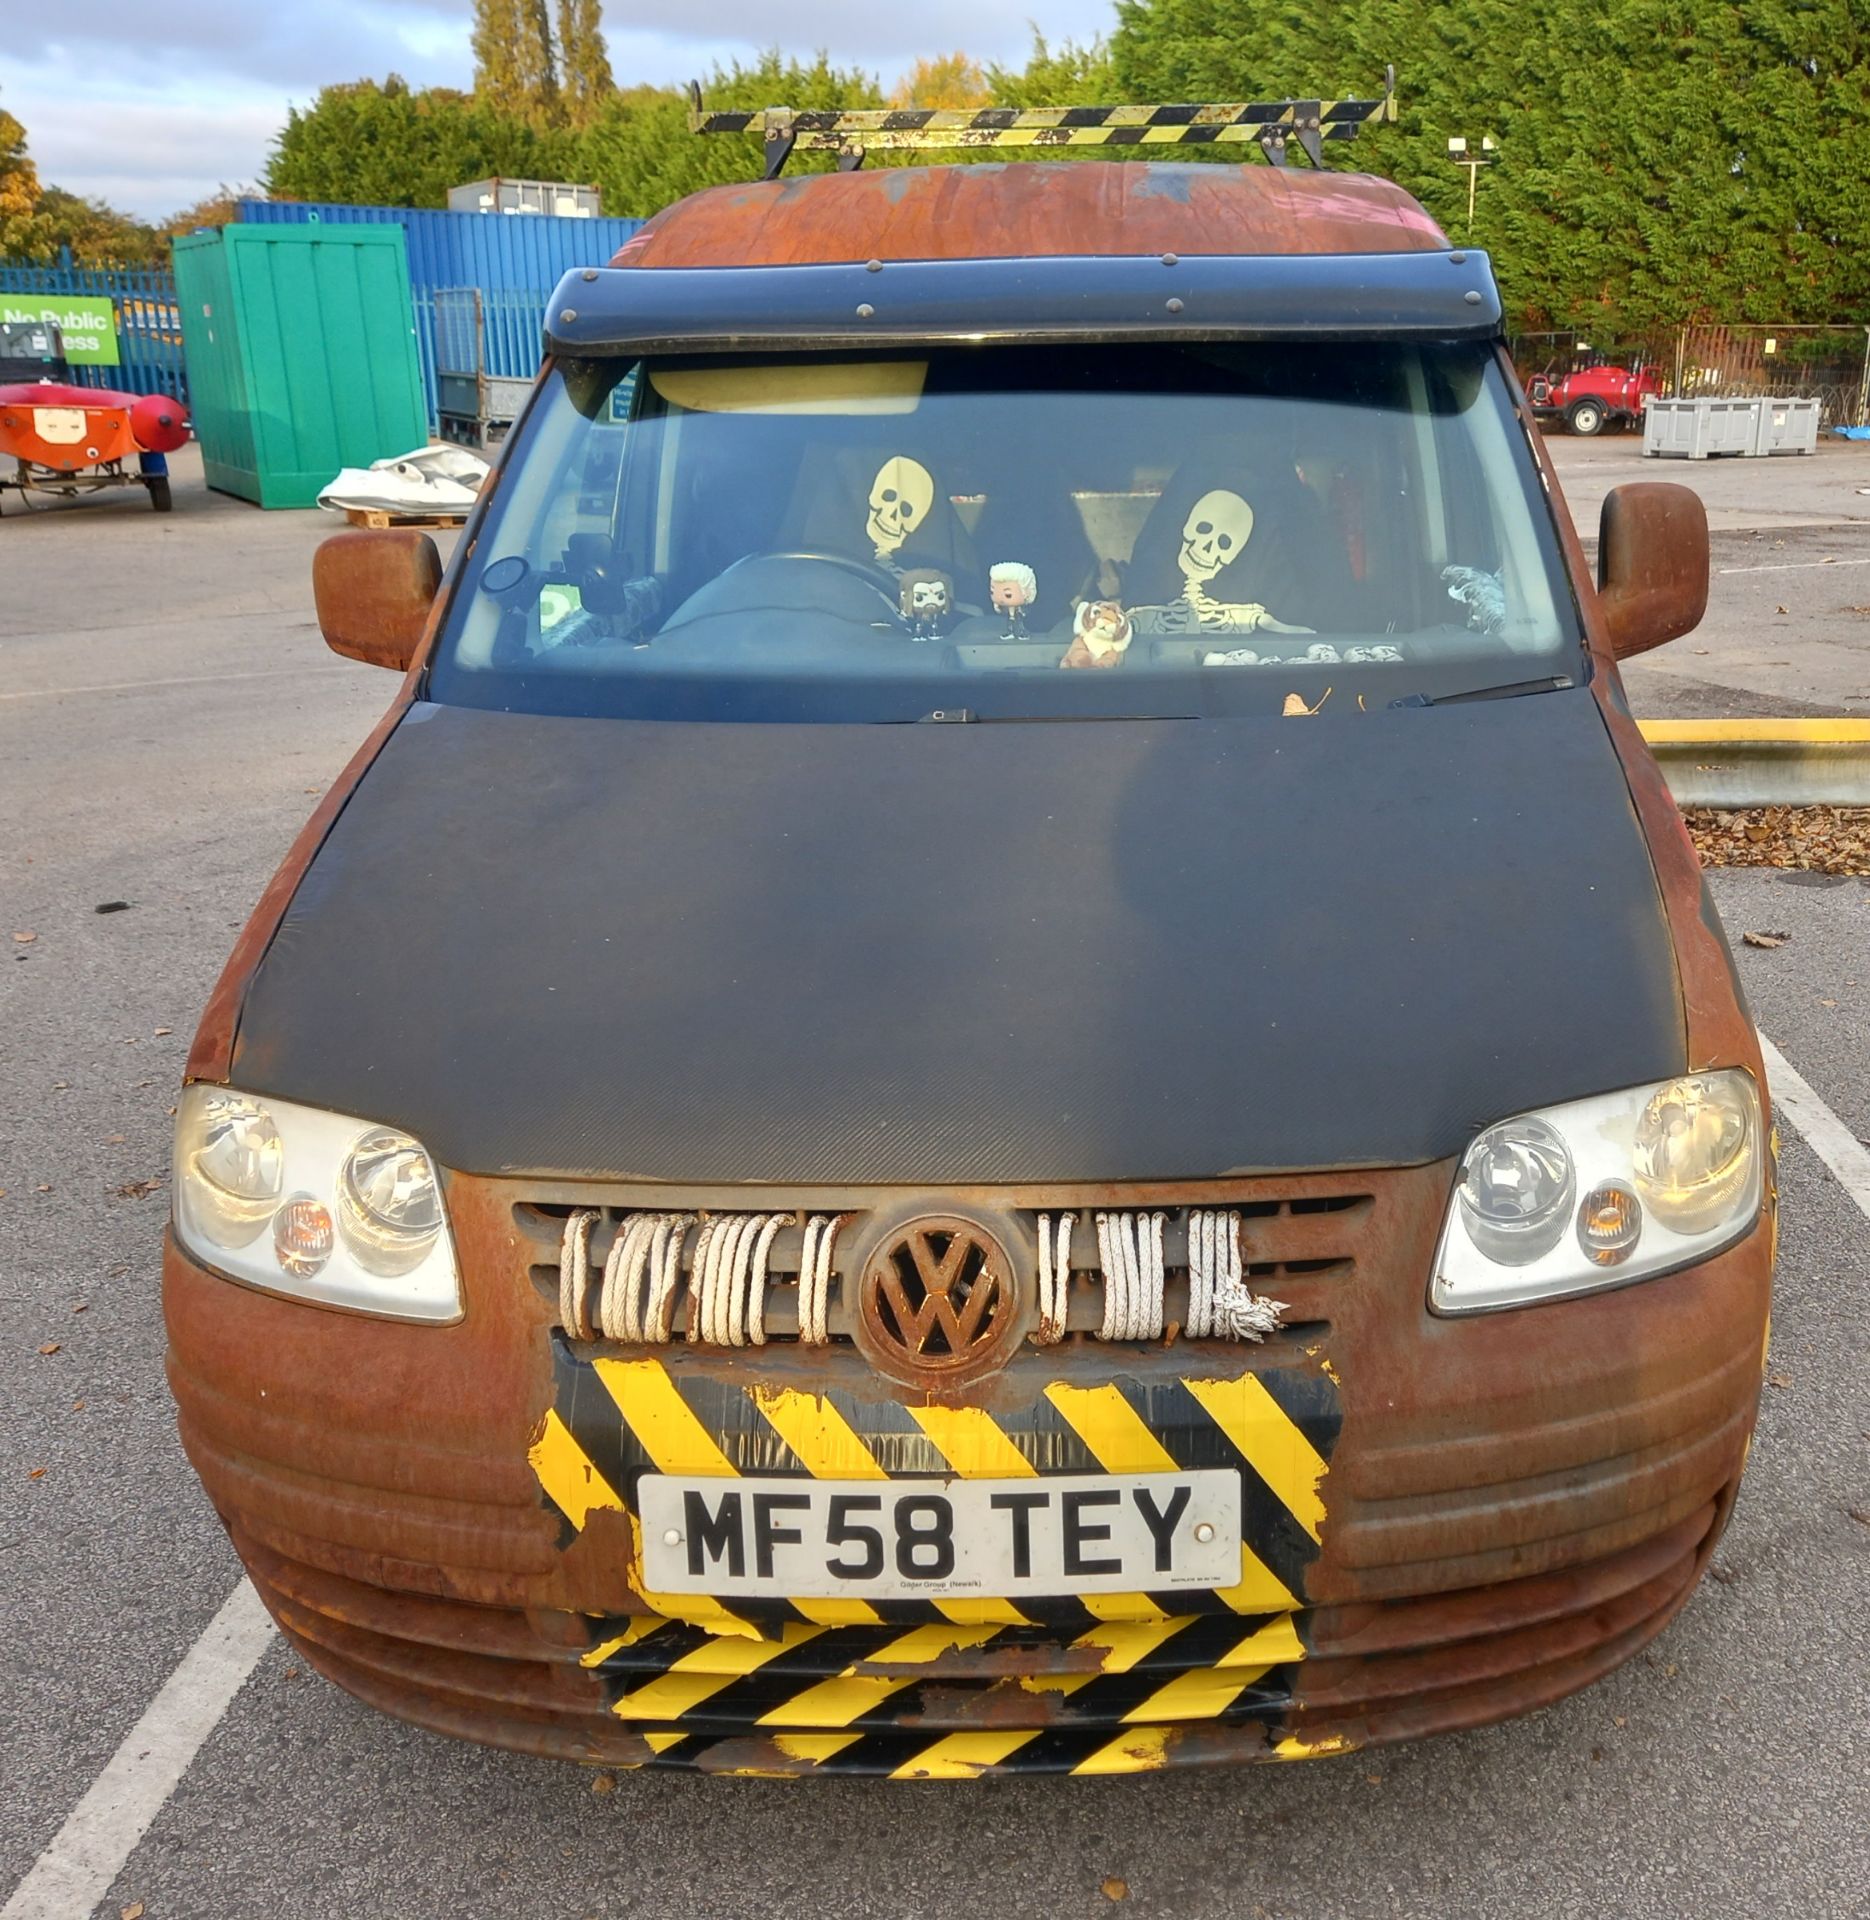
[0,259,187,400]
[4,202,644,426]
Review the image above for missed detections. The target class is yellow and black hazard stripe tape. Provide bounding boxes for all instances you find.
[689,97,1396,152]
[565,1609,1315,1774]
[528,1337,1340,1635]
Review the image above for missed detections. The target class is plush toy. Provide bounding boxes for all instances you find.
[1060,599,1134,669]
[989,561,1037,635]
[898,567,953,638]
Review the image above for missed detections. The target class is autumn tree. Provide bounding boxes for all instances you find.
[471,0,524,101]
[473,0,560,122]
[891,53,992,110]
[557,0,614,125]
[0,92,50,257]
[30,188,164,266]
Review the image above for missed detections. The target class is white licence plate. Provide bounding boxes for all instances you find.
[638,1470,1241,1600]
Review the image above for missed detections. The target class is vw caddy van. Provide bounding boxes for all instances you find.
[167,159,1774,1778]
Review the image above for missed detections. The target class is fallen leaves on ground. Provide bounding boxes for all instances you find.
[1742,930,1791,949]
[38,1342,60,1355]
[1685,805,1870,875]
[115,1177,164,1199]
[589,1770,616,1795]
[121,1903,146,1919]
[12,930,35,944]
[1100,1879,1129,1903]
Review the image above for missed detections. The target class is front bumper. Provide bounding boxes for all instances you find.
[165,1162,1773,1776]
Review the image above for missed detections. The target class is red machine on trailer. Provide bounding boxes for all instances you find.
[0,368,190,515]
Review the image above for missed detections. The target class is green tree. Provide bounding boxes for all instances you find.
[266,76,575,207]
[986,32,1118,108]
[576,52,884,217]
[1109,0,1870,329]
[557,0,614,125]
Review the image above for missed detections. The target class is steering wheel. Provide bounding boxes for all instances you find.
[757,549,905,611]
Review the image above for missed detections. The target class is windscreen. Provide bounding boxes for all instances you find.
[429,341,1582,722]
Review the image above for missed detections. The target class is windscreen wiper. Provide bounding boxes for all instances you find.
[1389,675,1574,709]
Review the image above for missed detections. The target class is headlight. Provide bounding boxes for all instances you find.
[338,1128,444,1276]
[1454,1117,1574,1266]
[175,1093,283,1248]
[1432,1070,1762,1314]
[172,1086,460,1321]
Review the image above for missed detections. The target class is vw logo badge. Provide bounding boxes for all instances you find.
[856,1215,1022,1385]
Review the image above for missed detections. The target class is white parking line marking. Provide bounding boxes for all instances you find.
[0,667,342,703]
[1760,1033,1870,1222]
[0,1582,274,1920]
[1717,556,1870,575]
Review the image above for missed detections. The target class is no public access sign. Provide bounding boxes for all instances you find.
[0,297,120,365]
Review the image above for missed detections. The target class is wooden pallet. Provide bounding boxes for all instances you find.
[342,506,468,531]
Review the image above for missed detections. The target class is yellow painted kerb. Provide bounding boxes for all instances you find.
[1639,719,1870,745]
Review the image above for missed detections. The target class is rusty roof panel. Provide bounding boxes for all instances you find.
[613,162,1447,270]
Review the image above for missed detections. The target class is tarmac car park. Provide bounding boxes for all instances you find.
[4,392,1867,1920]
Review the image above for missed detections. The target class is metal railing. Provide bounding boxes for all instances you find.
[1511,324,1870,427]
[0,258,187,401]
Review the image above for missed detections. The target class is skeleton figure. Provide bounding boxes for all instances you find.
[1060,598,1133,669]
[989,561,1037,636]
[866,456,935,564]
[1179,489,1254,584]
[898,567,952,638]
[1130,487,1313,636]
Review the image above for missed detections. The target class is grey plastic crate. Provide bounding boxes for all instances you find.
[1752,397,1820,456]
[1643,397,1763,459]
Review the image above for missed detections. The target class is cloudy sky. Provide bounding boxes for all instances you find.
[0,1,1120,222]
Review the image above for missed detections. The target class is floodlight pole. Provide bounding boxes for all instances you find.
[1447,135,1497,236]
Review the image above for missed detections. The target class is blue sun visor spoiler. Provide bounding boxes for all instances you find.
[542,250,1504,359]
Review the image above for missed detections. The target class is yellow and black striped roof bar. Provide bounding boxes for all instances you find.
[687,69,1398,179]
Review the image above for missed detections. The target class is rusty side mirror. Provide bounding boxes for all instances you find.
[312,528,443,672]
[1596,482,1709,659]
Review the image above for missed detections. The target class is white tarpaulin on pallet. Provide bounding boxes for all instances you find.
[317,442,488,517]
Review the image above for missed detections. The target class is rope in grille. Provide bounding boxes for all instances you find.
[556,1207,1289,1348]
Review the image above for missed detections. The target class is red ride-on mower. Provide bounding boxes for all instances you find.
[0,376,191,516]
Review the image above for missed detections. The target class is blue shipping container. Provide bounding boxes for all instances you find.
[234,201,643,307]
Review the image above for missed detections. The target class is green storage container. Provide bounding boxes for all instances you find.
[173,226,429,508]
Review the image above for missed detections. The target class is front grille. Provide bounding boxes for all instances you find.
[517,1184,1368,1352]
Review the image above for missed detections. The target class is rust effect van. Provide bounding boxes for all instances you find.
[166,152,1775,1779]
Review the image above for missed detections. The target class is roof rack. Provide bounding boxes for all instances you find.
[688,68,1398,180]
